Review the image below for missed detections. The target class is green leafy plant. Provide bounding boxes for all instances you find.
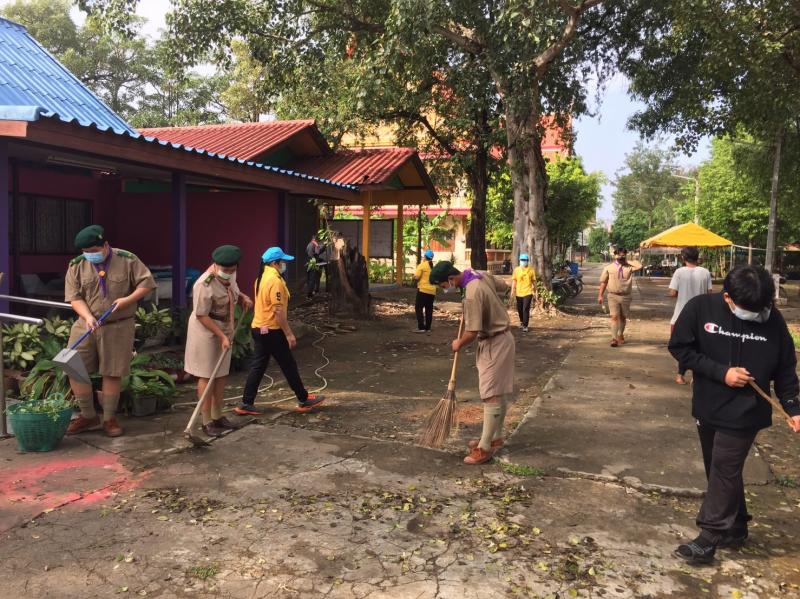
[8,392,74,421]
[135,304,173,341]
[368,260,395,284]
[122,354,176,401]
[146,352,184,370]
[231,304,254,370]
[790,328,800,351]
[19,358,73,402]
[535,280,564,308]
[2,322,42,370]
[43,316,73,345]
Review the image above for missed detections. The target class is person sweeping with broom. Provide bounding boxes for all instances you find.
[428,261,515,465]
[184,245,252,437]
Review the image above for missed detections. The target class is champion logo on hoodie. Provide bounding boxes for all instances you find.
[704,322,768,342]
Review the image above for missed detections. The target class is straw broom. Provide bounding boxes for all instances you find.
[420,316,464,448]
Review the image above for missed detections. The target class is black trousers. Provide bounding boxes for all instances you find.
[516,295,533,328]
[242,329,308,405]
[415,291,435,331]
[695,421,756,534]
[307,268,321,296]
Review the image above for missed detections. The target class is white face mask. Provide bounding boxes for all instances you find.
[216,270,233,281]
[279,262,287,274]
[732,305,771,323]
[442,281,458,294]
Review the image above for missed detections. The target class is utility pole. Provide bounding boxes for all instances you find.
[765,126,784,273]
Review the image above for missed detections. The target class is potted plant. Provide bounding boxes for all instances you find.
[7,392,74,452]
[135,304,173,350]
[146,351,190,383]
[121,354,177,417]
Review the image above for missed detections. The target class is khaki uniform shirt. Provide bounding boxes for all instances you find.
[463,273,510,338]
[599,260,642,295]
[65,248,156,321]
[184,271,241,378]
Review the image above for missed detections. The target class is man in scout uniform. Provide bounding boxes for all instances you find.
[412,249,437,333]
[597,247,642,347]
[236,246,325,415]
[65,225,156,437]
[509,253,536,332]
[429,261,515,465]
[184,245,253,437]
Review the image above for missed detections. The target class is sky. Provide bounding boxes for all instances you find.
[13,0,711,223]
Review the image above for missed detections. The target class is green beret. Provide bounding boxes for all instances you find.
[74,224,105,249]
[212,245,242,266]
[429,260,460,285]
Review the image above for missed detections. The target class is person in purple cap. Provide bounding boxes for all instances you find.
[235,247,325,415]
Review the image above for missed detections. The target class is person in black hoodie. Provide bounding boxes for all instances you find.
[669,265,800,565]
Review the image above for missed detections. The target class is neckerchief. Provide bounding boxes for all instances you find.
[460,269,483,288]
[94,246,113,297]
[614,260,626,279]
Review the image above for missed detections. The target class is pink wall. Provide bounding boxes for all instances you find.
[12,163,281,296]
[113,190,280,290]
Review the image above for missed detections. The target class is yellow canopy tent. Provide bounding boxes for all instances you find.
[640,222,732,249]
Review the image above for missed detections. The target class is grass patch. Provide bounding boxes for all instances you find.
[776,474,798,488]
[189,564,220,580]
[790,329,800,350]
[500,462,545,477]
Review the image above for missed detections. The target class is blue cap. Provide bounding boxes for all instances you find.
[519,253,529,261]
[261,246,295,263]
[424,249,434,259]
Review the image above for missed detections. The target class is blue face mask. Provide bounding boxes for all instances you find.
[84,251,105,264]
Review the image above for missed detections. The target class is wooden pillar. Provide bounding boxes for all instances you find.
[395,204,404,286]
[171,172,187,308]
[362,193,371,263]
[0,140,8,314]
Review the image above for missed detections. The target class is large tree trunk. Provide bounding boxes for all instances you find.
[326,235,371,317]
[507,105,530,267]
[522,123,552,285]
[467,147,489,270]
[765,126,784,273]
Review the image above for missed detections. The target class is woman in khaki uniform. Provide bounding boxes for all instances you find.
[429,261,515,465]
[65,225,156,438]
[185,245,252,437]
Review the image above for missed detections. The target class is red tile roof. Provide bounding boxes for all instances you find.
[290,147,416,186]
[341,206,469,217]
[139,120,321,161]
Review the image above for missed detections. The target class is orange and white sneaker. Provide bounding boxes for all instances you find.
[66,415,101,435]
[463,447,494,465]
[296,394,325,413]
[468,438,504,451]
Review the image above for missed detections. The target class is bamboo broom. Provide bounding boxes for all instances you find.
[420,316,465,448]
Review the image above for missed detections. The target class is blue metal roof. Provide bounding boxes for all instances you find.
[0,17,358,193]
[0,17,135,135]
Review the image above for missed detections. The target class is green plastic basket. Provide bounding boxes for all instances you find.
[8,406,73,452]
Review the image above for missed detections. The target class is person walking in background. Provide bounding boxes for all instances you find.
[184,245,252,437]
[669,246,713,384]
[413,249,437,333]
[669,265,800,565]
[305,233,325,299]
[510,253,536,333]
[235,247,325,415]
[597,247,642,347]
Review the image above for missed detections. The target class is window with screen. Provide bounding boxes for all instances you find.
[16,195,93,254]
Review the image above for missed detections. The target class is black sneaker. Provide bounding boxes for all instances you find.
[234,403,267,415]
[297,394,325,413]
[214,416,239,430]
[717,527,748,548]
[202,423,226,437]
[675,532,718,565]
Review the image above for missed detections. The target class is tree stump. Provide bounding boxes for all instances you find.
[326,235,371,318]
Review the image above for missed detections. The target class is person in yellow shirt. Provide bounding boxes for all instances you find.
[235,247,325,415]
[509,253,537,332]
[413,249,437,333]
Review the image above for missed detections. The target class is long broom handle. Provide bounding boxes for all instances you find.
[70,305,116,349]
[447,316,465,390]
[184,348,230,434]
[748,379,796,428]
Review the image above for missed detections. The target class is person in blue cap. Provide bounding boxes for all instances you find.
[235,247,325,415]
[412,249,437,333]
[510,254,537,332]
